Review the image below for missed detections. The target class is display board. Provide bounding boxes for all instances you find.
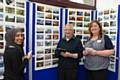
[97,8,118,72]
[67,8,92,63]
[0,0,27,79]
[34,3,61,70]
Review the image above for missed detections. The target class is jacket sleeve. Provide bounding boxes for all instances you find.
[104,35,114,49]
[77,39,85,59]
[55,40,61,58]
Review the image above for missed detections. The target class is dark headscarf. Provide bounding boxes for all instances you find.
[5,28,24,47]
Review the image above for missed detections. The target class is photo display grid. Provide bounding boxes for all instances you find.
[35,3,60,70]
[97,8,118,72]
[67,8,91,64]
[0,0,26,79]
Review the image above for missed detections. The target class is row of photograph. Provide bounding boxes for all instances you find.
[0,0,25,8]
[0,14,25,23]
[98,9,117,16]
[37,12,60,20]
[37,5,60,14]
[36,59,58,68]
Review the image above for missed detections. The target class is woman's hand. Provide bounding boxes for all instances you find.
[85,48,97,56]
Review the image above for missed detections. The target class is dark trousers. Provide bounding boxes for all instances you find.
[58,68,78,80]
[86,69,107,80]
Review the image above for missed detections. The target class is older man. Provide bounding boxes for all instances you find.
[55,24,84,80]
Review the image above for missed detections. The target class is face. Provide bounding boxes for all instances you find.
[14,32,24,45]
[64,24,74,39]
[90,22,100,35]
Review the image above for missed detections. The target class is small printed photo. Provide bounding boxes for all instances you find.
[110,9,116,13]
[45,7,52,13]
[37,50,44,55]
[98,11,103,16]
[52,59,58,65]
[45,48,51,54]
[52,54,57,58]
[36,54,44,61]
[0,25,3,32]
[0,13,3,21]
[69,22,75,27]
[110,21,116,27]
[84,30,90,34]
[53,15,59,20]
[16,2,25,8]
[53,8,59,14]
[83,36,89,40]
[77,16,83,21]
[84,17,90,22]
[110,15,116,20]
[69,11,75,15]
[44,60,51,66]
[76,35,82,39]
[104,22,109,27]
[84,23,89,27]
[69,16,75,21]
[109,63,115,70]
[104,16,109,20]
[76,29,82,34]
[53,21,59,26]
[53,41,58,46]
[45,20,52,26]
[103,29,109,34]
[110,35,116,41]
[0,34,3,40]
[45,41,52,46]
[53,29,59,34]
[104,10,109,15]
[45,29,52,34]
[37,5,44,12]
[36,62,44,68]
[77,11,83,16]
[5,7,15,14]
[84,12,90,16]
[5,0,15,6]
[37,12,44,19]
[37,19,44,25]
[5,15,15,22]
[5,25,14,31]
[37,34,44,39]
[45,35,51,40]
[110,56,115,62]
[98,17,102,21]
[36,28,44,33]
[110,28,116,34]
[16,17,24,23]
[0,6,3,12]
[45,54,51,60]
[37,41,44,46]
[53,34,59,40]
[16,9,24,16]
[76,22,83,27]
[45,13,52,19]
[0,42,3,49]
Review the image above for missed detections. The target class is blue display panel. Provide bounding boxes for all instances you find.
[33,3,62,70]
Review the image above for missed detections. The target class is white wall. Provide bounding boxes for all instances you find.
[96,0,118,10]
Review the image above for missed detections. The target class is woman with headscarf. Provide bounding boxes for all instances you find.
[4,28,31,80]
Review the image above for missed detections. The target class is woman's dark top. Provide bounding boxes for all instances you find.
[4,44,28,80]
